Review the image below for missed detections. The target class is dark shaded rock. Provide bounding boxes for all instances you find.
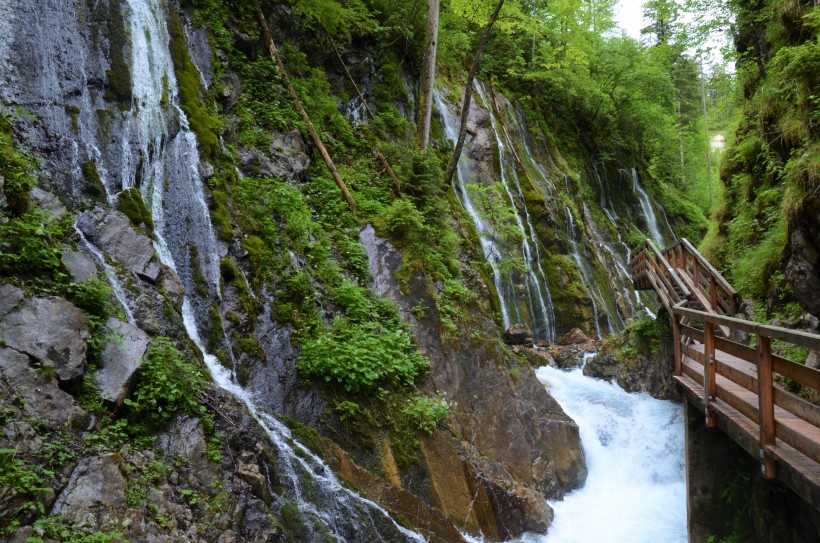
[97,318,150,405]
[156,416,219,486]
[504,323,532,345]
[1,297,90,381]
[238,129,309,182]
[0,346,84,426]
[582,351,619,381]
[77,207,161,282]
[584,333,677,399]
[61,250,98,283]
[784,202,820,318]
[0,284,24,319]
[52,454,127,527]
[553,341,598,369]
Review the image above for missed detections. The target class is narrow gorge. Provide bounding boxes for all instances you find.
[1,1,818,542]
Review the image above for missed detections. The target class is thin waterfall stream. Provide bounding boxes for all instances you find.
[119,1,426,540]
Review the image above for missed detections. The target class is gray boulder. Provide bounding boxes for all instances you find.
[97,318,151,405]
[30,187,66,219]
[52,455,128,527]
[0,346,83,425]
[61,250,98,284]
[0,284,24,319]
[505,323,533,345]
[159,265,185,308]
[1,297,90,381]
[77,207,161,282]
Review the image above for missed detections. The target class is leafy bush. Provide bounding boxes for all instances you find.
[0,209,68,275]
[124,337,209,431]
[298,317,429,394]
[402,396,448,434]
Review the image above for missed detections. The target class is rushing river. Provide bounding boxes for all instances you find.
[518,362,687,543]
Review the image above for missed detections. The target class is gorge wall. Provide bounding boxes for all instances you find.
[0,0,708,541]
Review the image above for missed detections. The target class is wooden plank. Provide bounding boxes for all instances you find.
[689,341,820,429]
[761,334,780,478]
[679,238,736,296]
[673,305,820,351]
[680,324,704,342]
[705,322,717,427]
[773,356,820,392]
[714,336,757,366]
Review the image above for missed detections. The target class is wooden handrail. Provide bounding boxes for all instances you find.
[630,239,691,305]
[632,237,820,491]
[664,238,739,316]
[673,304,820,352]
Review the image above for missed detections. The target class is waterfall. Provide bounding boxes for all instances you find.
[119,1,425,540]
[564,208,608,338]
[474,82,556,343]
[629,167,667,248]
[524,363,686,543]
[433,89,514,329]
[74,225,136,325]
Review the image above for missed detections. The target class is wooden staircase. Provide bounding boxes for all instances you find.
[631,238,820,511]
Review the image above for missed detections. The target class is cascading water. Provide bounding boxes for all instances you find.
[474,82,556,342]
[564,208,609,338]
[73,225,136,324]
[521,361,686,543]
[434,88,515,329]
[119,2,425,540]
[629,167,667,248]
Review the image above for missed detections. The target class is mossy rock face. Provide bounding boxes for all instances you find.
[81,161,107,200]
[118,187,154,231]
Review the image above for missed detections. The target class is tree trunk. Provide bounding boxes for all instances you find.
[416,0,440,150]
[443,0,505,186]
[253,2,358,212]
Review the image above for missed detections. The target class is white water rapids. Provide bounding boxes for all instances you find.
[516,361,687,543]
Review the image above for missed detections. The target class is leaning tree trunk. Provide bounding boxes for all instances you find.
[253,2,357,212]
[416,0,440,150]
[443,0,505,186]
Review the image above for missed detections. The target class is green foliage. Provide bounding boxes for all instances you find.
[402,395,448,434]
[123,337,209,431]
[298,317,429,394]
[0,209,68,275]
[25,516,128,543]
[167,9,221,158]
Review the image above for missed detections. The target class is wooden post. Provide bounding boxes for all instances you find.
[709,276,718,312]
[757,334,777,479]
[704,321,716,427]
[672,312,682,376]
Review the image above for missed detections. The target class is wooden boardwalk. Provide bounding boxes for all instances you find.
[631,238,820,511]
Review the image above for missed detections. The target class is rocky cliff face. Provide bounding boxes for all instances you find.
[0,0,592,541]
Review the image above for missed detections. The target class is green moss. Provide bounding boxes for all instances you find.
[81,162,107,200]
[210,190,233,240]
[118,187,154,231]
[167,9,221,159]
[103,3,132,105]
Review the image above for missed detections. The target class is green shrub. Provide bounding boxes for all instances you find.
[124,337,209,431]
[402,396,448,434]
[298,317,429,394]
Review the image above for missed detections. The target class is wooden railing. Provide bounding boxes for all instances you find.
[665,238,740,317]
[674,302,820,479]
[631,237,820,507]
[630,239,691,312]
